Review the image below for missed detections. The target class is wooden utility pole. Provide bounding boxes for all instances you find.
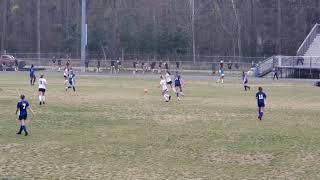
[37,0,41,60]
[190,0,196,64]
[81,0,87,72]
[277,0,282,55]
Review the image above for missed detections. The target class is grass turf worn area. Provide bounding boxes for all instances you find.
[0,72,320,179]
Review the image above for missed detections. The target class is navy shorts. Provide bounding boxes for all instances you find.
[258,103,265,108]
[19,114,27,120]
[175,84,181,87]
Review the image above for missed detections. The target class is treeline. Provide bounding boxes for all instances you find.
[0,0,320,59]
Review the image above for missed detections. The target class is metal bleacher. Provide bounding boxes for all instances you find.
[256,23,320,78]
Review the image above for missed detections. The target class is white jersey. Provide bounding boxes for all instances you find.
[160,79,168,91]
[38,78,47,89]
[165,73,172,83]
[64,69,68,76]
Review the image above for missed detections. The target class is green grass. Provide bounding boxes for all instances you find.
[1,72,320,179]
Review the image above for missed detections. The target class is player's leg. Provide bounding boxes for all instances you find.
[38,90,43,105]
[175,86,180,100]
[260,107,265,120]
[17,118,23,134]
[42,90,46,104]
[221,76,224,84]
[163,90,170,102]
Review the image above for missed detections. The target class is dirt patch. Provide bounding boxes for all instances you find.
[205,151,273,166]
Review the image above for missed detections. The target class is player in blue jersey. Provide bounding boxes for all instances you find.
[242,71,250,91]
[65,69,77,94]
[29,64,36,86]
[174,72,183,100]
[15,95,35,136]
[256,87,267,120]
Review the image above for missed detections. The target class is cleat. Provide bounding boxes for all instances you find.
[25,132,28,136]
[16,132,21,135]
[39,102,42,105]
[169,96,171,101]
[43,102,45,105]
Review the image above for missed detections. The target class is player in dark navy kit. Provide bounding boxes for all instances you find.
[29,64,36,86]
[15,95,35,136]
[174,72,183,100]
[256,87,267,120]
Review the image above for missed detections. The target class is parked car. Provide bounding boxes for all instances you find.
[0,55,26,70]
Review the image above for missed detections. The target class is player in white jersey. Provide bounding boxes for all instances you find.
[160,75,171,102]
[165,71,174,91]
[38,75,47,105]
[63,68,69,85]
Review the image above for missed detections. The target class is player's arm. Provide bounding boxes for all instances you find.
[15,108,19,115]
[28,107,35,117]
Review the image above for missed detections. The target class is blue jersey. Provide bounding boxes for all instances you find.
[30,67,35,76]
[17,101,29,115]
[175,75,181,86]
[68,73,75,85]
[256,92,267,106]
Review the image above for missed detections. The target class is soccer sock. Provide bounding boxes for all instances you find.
[42,96,45,102]
[163,95,168,101]
[18,126,23,133]
[73,86,76,92]
[221,79,224,84]
[261,112,264,119]
[39,96,42,102]
[176,92,179,97]
[21,125,26,132]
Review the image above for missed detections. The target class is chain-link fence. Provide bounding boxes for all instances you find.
[1,52,265,73]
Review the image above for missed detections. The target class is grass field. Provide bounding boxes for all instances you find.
[1,72,320,179]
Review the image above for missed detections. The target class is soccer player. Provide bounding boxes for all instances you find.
[57,58,62,72]
[216,66,225,84]
[256,87,267,120]
[38,74,47,105]
[160,75,171,102]
[117,59,122,73]
[273,67,279,80]
[63,68,69,83]
[66,69,77,94]
[110,60,116,74]
[165,71,173,90]
[30,64,36,86]
[243,71,250,91]
[174,72,183,100]
[15,94,35,136]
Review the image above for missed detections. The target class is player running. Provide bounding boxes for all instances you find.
[174,72,183,100]
[63,68,69,84]
[15,94,35,136]
[29,64,36,86]
[243,71,250,91]
[160,75,171,102]
[256,87,267,121]
[38,75,47,105]
[216,66,225,84]
[66,69,77,94]
[165,71,173,90]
